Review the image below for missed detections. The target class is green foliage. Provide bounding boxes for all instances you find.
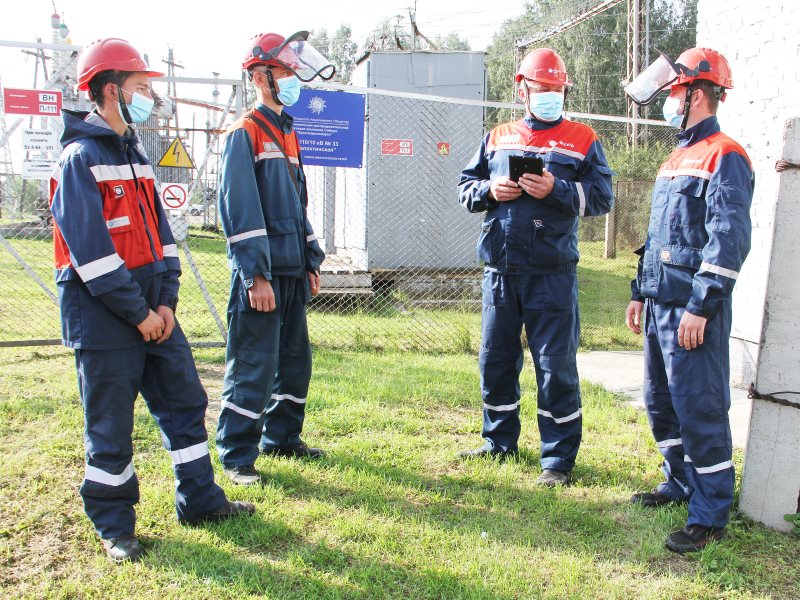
[604,138,673,180]
[2,347,800,598]
[485,0,699,117]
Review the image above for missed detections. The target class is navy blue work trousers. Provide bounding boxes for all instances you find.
[216,273,312,468]
[76,321,227,540]
[643,298,734,528]
[479,270,582,471]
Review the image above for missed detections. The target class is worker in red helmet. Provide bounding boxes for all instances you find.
[624,47,753,554]
[50,38,254,562]
[215,32,334,485]
[457,48,613,487]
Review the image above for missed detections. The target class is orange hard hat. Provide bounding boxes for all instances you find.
[674,47,733,89]
[516,48,573,87]
[77,38,163,91]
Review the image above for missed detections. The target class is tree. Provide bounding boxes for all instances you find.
[431,32,472,51]
[485,0,698,118]
[330,25,358,83]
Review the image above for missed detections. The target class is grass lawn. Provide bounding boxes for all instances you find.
[1,346,797,599]
[0,234,640,352]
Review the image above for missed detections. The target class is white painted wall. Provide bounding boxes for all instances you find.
[696,0,800,385]
[697,0,800,531]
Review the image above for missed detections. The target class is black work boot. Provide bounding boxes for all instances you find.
[457,443,517,461]
[179,500,257,525]
[535,469,572,487]
[631,489,687,507]
[665,524,726,554]
[102,534,145,563]
[223,464,261,486]
[262,440,325,459]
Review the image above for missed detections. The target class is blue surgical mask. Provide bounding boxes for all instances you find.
[119,89,155,124]
[662,96,684,128]
[528,91,564,122]
[276,75,301,107]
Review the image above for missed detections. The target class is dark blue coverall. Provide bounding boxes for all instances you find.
[632,116,753,527]
[50,110,227,539]
[458,115,614,471]
[215,105,324,469]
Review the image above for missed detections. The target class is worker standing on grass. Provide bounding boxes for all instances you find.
[457,48,614,486]
[623,47,753,554]
[49,38,255,563]
[215,32,333,485]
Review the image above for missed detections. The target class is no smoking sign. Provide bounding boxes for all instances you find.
[160,183,189,211]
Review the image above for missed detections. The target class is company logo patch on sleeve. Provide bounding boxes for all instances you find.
[114,185,125,198]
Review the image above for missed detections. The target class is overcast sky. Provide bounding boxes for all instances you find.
[0,0,529,87]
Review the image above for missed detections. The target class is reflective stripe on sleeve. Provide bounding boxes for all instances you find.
[227,228,267,244]
[576,182,586,216]
[220,399,265,420]
[484,401,521,412]
[700,261,739,280]
[84,462,135,486]
[162,244,179,258]
[306,234,317,242]
[168,441,209,465]
[73,253,125,281]
[89,163,155,183]
[538,408,582,423]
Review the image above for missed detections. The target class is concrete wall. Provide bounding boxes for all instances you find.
[697,0,800,385]
[697,0,800,531]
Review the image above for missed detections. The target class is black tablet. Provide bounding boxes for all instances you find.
[508,155,544,181]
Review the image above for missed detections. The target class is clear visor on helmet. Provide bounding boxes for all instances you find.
[252,31,336,82]
[624,53,679,106]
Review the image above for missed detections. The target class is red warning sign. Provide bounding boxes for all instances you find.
[381,139,413,156]
[2,88,62,116]
[437,142,450,156]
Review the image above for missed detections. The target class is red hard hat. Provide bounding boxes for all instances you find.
[77,38,163,91]
[674,47,733,89]
[243,32,286,70]
[516,48,573,87]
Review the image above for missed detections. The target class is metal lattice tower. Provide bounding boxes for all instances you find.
[626,0,649,146]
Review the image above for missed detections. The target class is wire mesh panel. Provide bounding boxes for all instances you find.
[1,44,674,352]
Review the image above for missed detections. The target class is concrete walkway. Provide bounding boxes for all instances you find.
[577,350,752,449]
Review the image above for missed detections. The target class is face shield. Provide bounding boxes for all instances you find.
[251,31,336,82]
[624,52,679,106]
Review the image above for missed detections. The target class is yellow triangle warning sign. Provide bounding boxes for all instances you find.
[158,137,195,169]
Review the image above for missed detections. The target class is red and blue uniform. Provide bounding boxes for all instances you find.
[459,115,613,470]
[50,109,226,540]
[215,105,325,468]
[632,116,753,527]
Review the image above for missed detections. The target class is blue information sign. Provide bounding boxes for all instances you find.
[288,89,365,169]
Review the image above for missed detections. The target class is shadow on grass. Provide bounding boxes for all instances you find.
[149,512,517,600]
[252,451,663,564]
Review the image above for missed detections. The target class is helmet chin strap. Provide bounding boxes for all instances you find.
[116,85,133,125]
[679,84,694,130]
[264,68,284,106]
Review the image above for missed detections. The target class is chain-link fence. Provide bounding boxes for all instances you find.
[1,41,676,353]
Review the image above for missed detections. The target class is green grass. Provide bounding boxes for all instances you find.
[0,234,641,352]
[1,347,798,599]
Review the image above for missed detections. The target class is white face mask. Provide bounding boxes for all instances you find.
[662,95,684,128]
[528,91,564,122]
